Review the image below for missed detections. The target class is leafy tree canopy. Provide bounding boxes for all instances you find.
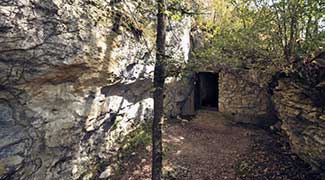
[192,0,325,75]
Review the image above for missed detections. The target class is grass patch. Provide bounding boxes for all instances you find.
[119,123,152,157]
[108,123,152,178]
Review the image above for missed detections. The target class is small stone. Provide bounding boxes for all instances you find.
[99,167,113,179]
[320,115,325,121]
[302,112,319,121]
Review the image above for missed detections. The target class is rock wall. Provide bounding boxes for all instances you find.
[0,0,191,179]
[218,69,276,126]
[273,78,325,173]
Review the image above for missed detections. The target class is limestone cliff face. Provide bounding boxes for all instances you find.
[273,79,325,173]
[0,0,191,179]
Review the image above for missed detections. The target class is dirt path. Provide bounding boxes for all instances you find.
[112,110,321,180]
[164,111,251,179]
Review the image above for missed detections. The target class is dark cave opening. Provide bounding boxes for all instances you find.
[195,72,219,111]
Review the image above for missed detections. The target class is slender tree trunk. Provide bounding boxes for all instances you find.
[152,0,166,180]
[288,3,297,60]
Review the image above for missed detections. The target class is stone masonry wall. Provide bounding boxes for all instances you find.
[218,67,325,174]
[218,69,276,126]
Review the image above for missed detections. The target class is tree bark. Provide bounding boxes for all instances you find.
[152,0,166,180]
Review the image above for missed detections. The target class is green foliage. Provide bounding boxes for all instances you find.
[192,0,325,74]
[119,123,152,157]
[166,0,201,21]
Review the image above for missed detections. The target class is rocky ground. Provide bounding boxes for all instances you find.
[108,110,322,180]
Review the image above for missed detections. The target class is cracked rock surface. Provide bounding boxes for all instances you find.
[0,0,191,179]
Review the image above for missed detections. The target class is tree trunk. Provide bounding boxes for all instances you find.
[152,0,166,180]
[288,3,297,60]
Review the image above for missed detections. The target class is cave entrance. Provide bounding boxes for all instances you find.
[195,72,219,111]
